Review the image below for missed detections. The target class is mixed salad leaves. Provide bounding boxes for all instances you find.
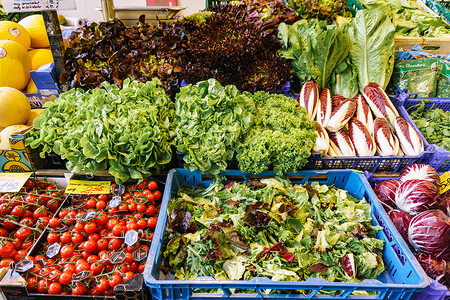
[163,178,385,286]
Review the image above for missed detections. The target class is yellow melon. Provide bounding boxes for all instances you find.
[0,40,32,90]
[0,87,31,128]
[26,109,44,126]
[0,125,29,150]
[0,21,31,50]
[18,15,49,48]
[26,78,37,94]
[29,48,53,71]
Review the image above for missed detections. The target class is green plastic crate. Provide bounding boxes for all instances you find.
[424,0,450,23]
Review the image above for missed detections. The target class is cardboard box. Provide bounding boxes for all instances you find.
[30,63,60,91]
[0,127,43,173]
[25,89,59,108]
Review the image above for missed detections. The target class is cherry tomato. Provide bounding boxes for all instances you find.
[147,217,157,229]
[95,278,110,293]
[0,241,14,257]
[59,272,72,285]
[128,202,137,212]
[97,238,108,251]
[145,205,156,217]
[48,282,62,294]
[60,232,72,244]
[96,200,106,210]
[83,240,97,253]
[84,222,96,234]
[60,244,74,258]
[123,271,135,282]
[27,276,38,291]
[46,199,59,212]
[37,279,49,294]
[10,206,24,218]
[13,250,27,263]
[71,232,84,244]
[148,181,157,191]
[90,261,104,275]
[138,181,148,190]
[86,198,97,208]
[72,283,87,295]
[108,274,122,288]
[48,217,60,227]
[98,194,109,202]
[112,224,125,236]
[47,232,60,244]
[153,190,162,201]
[108,238,121,251]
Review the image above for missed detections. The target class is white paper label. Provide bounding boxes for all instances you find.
[2,0,76,12]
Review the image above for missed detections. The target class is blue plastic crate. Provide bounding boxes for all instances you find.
[144,168,429,300]
[391,94,450,172]
[364,172,450,299]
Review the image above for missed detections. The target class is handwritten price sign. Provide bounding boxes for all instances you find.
[440,172,450,194]
[65,180,111,195]
[0,173,33,193]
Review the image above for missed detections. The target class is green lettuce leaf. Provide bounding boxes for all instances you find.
[348,7,396,91]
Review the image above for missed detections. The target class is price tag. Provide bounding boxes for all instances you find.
[440,172,450,194]
[72,270,90,282]
[80,211,96,222]
[132,248,148,262]
[46,243,61,258]
[15,260,33,272]
[125,230,138,246]
[35,259,45,268]
[111,184,125,196]
[65,180,111,195]
[109,196,121,208]
[51,225,68,233]
[109,251,126,264]
[2,0,76,13]
[0,173,32,193]
[135,195,147,204]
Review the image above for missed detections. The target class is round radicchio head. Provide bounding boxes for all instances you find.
[395,179,439,215]
[388,209,412,244]
[399,164,440,187]
[415,253,450,288]
[408,210,450,261]
[374,179,399,212]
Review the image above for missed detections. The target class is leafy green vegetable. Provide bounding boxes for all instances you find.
[163,178,385,286]
[175,79,255,175]
[359,0,450,37]
[286,0,350,23]
[331,56,359,98]
[278,19,350,90]
[26,78,175,183]
[236,92,316,175]
[408,100,450,150]
[348,7,396,91]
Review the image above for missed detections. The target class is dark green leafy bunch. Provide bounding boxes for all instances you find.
[164,178,385,285]
[408,100,450,151]
[26,78,176,183]
[286,0,350,23]
[60,18,186,93]
[180,3,292,93]
[175,79,255,175]
[236,92,316,174]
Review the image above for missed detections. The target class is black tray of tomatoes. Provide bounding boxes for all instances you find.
[0,176,164,300]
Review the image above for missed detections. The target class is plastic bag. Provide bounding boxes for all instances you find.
[390,56,439,97]
[437,61,450,97]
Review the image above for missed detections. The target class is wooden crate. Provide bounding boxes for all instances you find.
[395,36,450,54]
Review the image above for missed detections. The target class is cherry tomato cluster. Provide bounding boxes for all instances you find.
[21,180,162,296]
[0,179,65,268]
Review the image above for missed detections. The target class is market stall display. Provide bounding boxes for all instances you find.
[0,0,449,297]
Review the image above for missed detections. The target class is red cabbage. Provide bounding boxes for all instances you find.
[395,179,439,215]
[374,179,399,212]
[399,164,440,187]
[415,253,450,289]
[388,209,412,243]
[408,210,450,261]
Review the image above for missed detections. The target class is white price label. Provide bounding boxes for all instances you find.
[2,0,76,12]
